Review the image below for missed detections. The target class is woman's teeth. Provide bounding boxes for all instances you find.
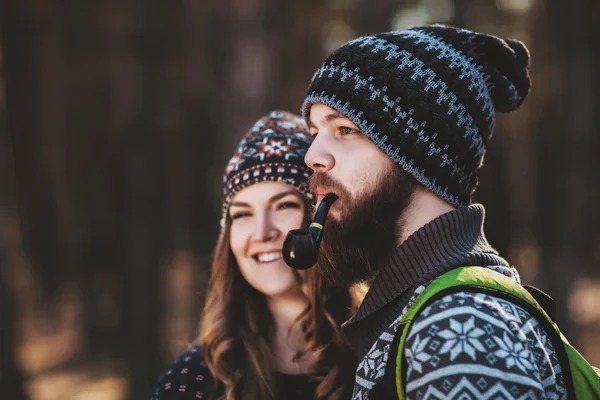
[255,251,282,263]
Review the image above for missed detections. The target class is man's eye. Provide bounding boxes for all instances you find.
[340,126,358,135]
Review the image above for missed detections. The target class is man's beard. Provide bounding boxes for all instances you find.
[309,166,416,287]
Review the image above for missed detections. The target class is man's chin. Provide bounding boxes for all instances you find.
[310,162,416,290]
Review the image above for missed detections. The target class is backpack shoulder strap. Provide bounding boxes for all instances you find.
[394,266,580,399]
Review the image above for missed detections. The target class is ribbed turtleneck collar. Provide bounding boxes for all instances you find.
[342,204,512,357]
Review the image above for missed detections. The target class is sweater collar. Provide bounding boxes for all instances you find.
[347,204,511,323]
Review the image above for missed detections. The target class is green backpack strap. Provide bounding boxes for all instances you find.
[394,266,600,399]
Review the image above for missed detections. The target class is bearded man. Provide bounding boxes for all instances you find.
[299,25,572,399]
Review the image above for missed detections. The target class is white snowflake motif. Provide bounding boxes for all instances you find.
[249,120,267,136]
[405,334,432,375]
[225,153,244,175]
[254,138,296,160]
[277,120,299,131]
[493,331,535,373]
[358,348,382,376]
[293,131,310,142]
[437,317,486,361]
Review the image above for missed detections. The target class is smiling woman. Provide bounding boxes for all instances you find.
[152,111,363,400]
[229,183,307,298]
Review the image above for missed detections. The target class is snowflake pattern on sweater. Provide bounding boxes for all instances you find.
[352,266,568,399]
[404,291,567,399]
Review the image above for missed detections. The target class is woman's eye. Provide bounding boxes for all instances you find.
[231,211,251,220]
[278,201,300,210]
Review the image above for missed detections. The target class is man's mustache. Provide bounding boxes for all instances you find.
[308,172,349,199]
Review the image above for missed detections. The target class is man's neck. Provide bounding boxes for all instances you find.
[396,187,456,247]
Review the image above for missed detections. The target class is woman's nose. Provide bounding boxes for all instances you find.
[251,213,280,242]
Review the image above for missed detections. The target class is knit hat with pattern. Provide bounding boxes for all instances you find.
[221,111,313,227]
[302,24,531,207]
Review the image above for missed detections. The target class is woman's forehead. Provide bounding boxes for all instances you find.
[230,181,301,205]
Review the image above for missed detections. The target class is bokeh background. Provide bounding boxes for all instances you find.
[1,0,599,399]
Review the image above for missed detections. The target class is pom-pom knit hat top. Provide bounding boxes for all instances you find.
[302,24,531,207]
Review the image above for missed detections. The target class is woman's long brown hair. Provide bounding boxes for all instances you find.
[199,196,363,399]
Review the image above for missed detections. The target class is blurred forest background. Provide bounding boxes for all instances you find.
[1,0,599,399]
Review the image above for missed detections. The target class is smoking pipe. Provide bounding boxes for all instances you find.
[282,193,338,270]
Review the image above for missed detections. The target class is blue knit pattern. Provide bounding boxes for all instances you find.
[350,33,488,159]
[303,92,461,206]
[303,25,530,207]
[351,266,567,400]
[403,291,567,399]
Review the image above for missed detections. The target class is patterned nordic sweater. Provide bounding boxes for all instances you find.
[152,346,214,400]
[344,205,568,399]
[403,280,567,399]
[152,345,318,400]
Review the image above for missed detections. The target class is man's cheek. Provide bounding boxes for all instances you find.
[333,197,351,218]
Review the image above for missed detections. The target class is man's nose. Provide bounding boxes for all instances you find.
[305,135,335,173]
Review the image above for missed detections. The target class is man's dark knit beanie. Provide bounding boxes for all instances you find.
[302,24,531,207]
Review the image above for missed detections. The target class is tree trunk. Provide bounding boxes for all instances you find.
[0,7,29,394]
[60,1,126,360]
[1,0,62,300]
[540,0,597,340]
[121,0,180,397]
[0,260,30,400]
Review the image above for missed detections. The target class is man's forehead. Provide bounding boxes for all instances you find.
[308,105,349,127]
